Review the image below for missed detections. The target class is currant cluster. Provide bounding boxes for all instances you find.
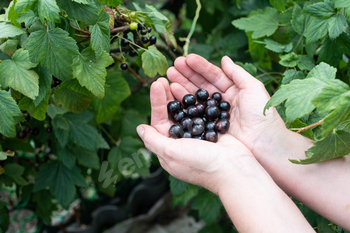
[120,21,157,71]
[167,89,231,143]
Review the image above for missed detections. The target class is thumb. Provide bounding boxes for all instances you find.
[221,56,261,89]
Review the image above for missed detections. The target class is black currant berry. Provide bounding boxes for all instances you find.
[204,130,218,142]
[219,111,230,120]
[142,37,149,44]
[206,99,218,107]
[218,101,231,111]
[173,110,186,122]
[46,127,53,133]
[196,88,209,102]
[193,132,205,140]
[205,106,220,120]
[129,50,137,57]
[205,121,217,131]
[24,126,32,133]
[212,92,222,102]
[167,100,181,114]
[138,22,146,30]
[147,27,152,33]
[17,131,27,139]
[169,124,184,138]
[186,105,199,118]
[192,117,205,127]
[121,39,130,47]
[149,35,157,45]
[183,131,192,138]
[32,128,40,135]
[215,119,230,134]
[120,63,128,70]
[140,29,147,35]
[25,114,31,121]
[202,117,208,123]
[182,94,196,108]
[180,117,193,130]
[191,124,204,136]
[54,80,62,86]
[196,103,206,117]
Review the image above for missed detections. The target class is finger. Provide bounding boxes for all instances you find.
[150,80,172,135]
[174,56,221,93]
[157,77,173,102]
[170,82,190,102]
[186,54,234,92]
[167,66,198,94]
[221,56,261,89]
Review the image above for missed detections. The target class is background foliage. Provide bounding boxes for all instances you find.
[0,0,350,232]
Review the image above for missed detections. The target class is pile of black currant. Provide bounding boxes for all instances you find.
[167,89,231,142]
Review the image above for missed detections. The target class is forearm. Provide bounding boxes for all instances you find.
[252,128,350,230]
[219,156,314,233]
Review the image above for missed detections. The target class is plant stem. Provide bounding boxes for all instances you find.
[98,124,117,145]
[256,72,283,78]
[70,24,90,34]
[74,34,90,38]
[110,25,130,34]
[182,0,201,56]
[294,119,324,134]
[115,6,131,23]
[111,53,146,83]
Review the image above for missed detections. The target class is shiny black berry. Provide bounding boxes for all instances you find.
[46,127,53,133]
[204,130,218,142]
[169,124,184,138]
[138,22,146,30]
[192,132,205,140]
[219,111,230,120]
[149,35,157,45]
[182,94,196,108]
[120,63,128,70]
[218,101,231,111]
[186,105,199,118]
[54,80,62,86]
[191,124,204,136]
[196,103,206,117]
[183,131,192,138]
[25,114,31,121]
[206,99,218,107]
[24,126,32,133]
[167,100,181,114]
[121,39,130,47]
[17,131,27,139]
[215,119,230,134]
[142,37,149,44]
[196,89,209,102]
[129,50,137,57]
[205,106,220,120]
[32,128,40,135]
[212,92,222,102]
[173,110,186,122]
[147,27,152,33]
[180,118,193,130]
[205,121,217,131]
[140,29,147,35]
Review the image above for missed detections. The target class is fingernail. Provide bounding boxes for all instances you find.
[224,56,234,64]
[137,126,145,139]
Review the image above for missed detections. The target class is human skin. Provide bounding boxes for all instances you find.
[159,54,350,230]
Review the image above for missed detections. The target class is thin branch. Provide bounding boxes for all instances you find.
[256,72,283,78]
[74,34,90,38]
[181,0,201,56]
[295,119,324,134]
[115,7,130,23]
[77,37,91,44]
[110,25,130,34]
[70,24,90,34]
[111,53,145,83]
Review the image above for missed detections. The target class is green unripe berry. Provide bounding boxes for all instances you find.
[129,22,138,30]
[130,12,137,18]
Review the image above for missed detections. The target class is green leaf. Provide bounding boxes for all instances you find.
[281,69,305,85]
[247,32,271,69]
[173,184,199,206]
[26,28,79,81]
[265,63,337,122]
[5,0,21,27]
[18,90,51,120]
[327,14,347,39]
[0,150,15,161]
[297,55,315,71]
[269,0,287,12]
[0,90,22,138]
[0,201,9,232]
[312,81,350,137]
[107,136,143,174]
[34,66,52,106]
[56,0,98,25]
[232,7,279,39]
[305,1,335,19]
[15,0,36,13]
[54,128,70,148]
[0,49,39,99]
[89,10,110,58]
[73,147,100,170]
[33,190,56,224]
[142,46,168,77]
[291,4,306,35]
[279,52,301,67]
[192,189,222,224]
[235,62,257,77]
[3,163,29,185]
[33,161,87,208]
[73,47,113,99]
[37,0,61,23]
[118,109,147,138]
[169,176,189,196]
[287,119,313,139]
[263,38,292,53]
[290,130,350,164]
[0,22,26,39]
[317,37,343,67]
[0,39,19,56]
[54,83,92,113]
[17,10,39,27]
[98,0,122,7]
[57,145,76,169]
[47,104,68,118]
[91,72,130,123]
[304,16,328,44]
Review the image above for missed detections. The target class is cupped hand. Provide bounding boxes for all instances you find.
[166,54,287,155]
[137,78,255,195]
